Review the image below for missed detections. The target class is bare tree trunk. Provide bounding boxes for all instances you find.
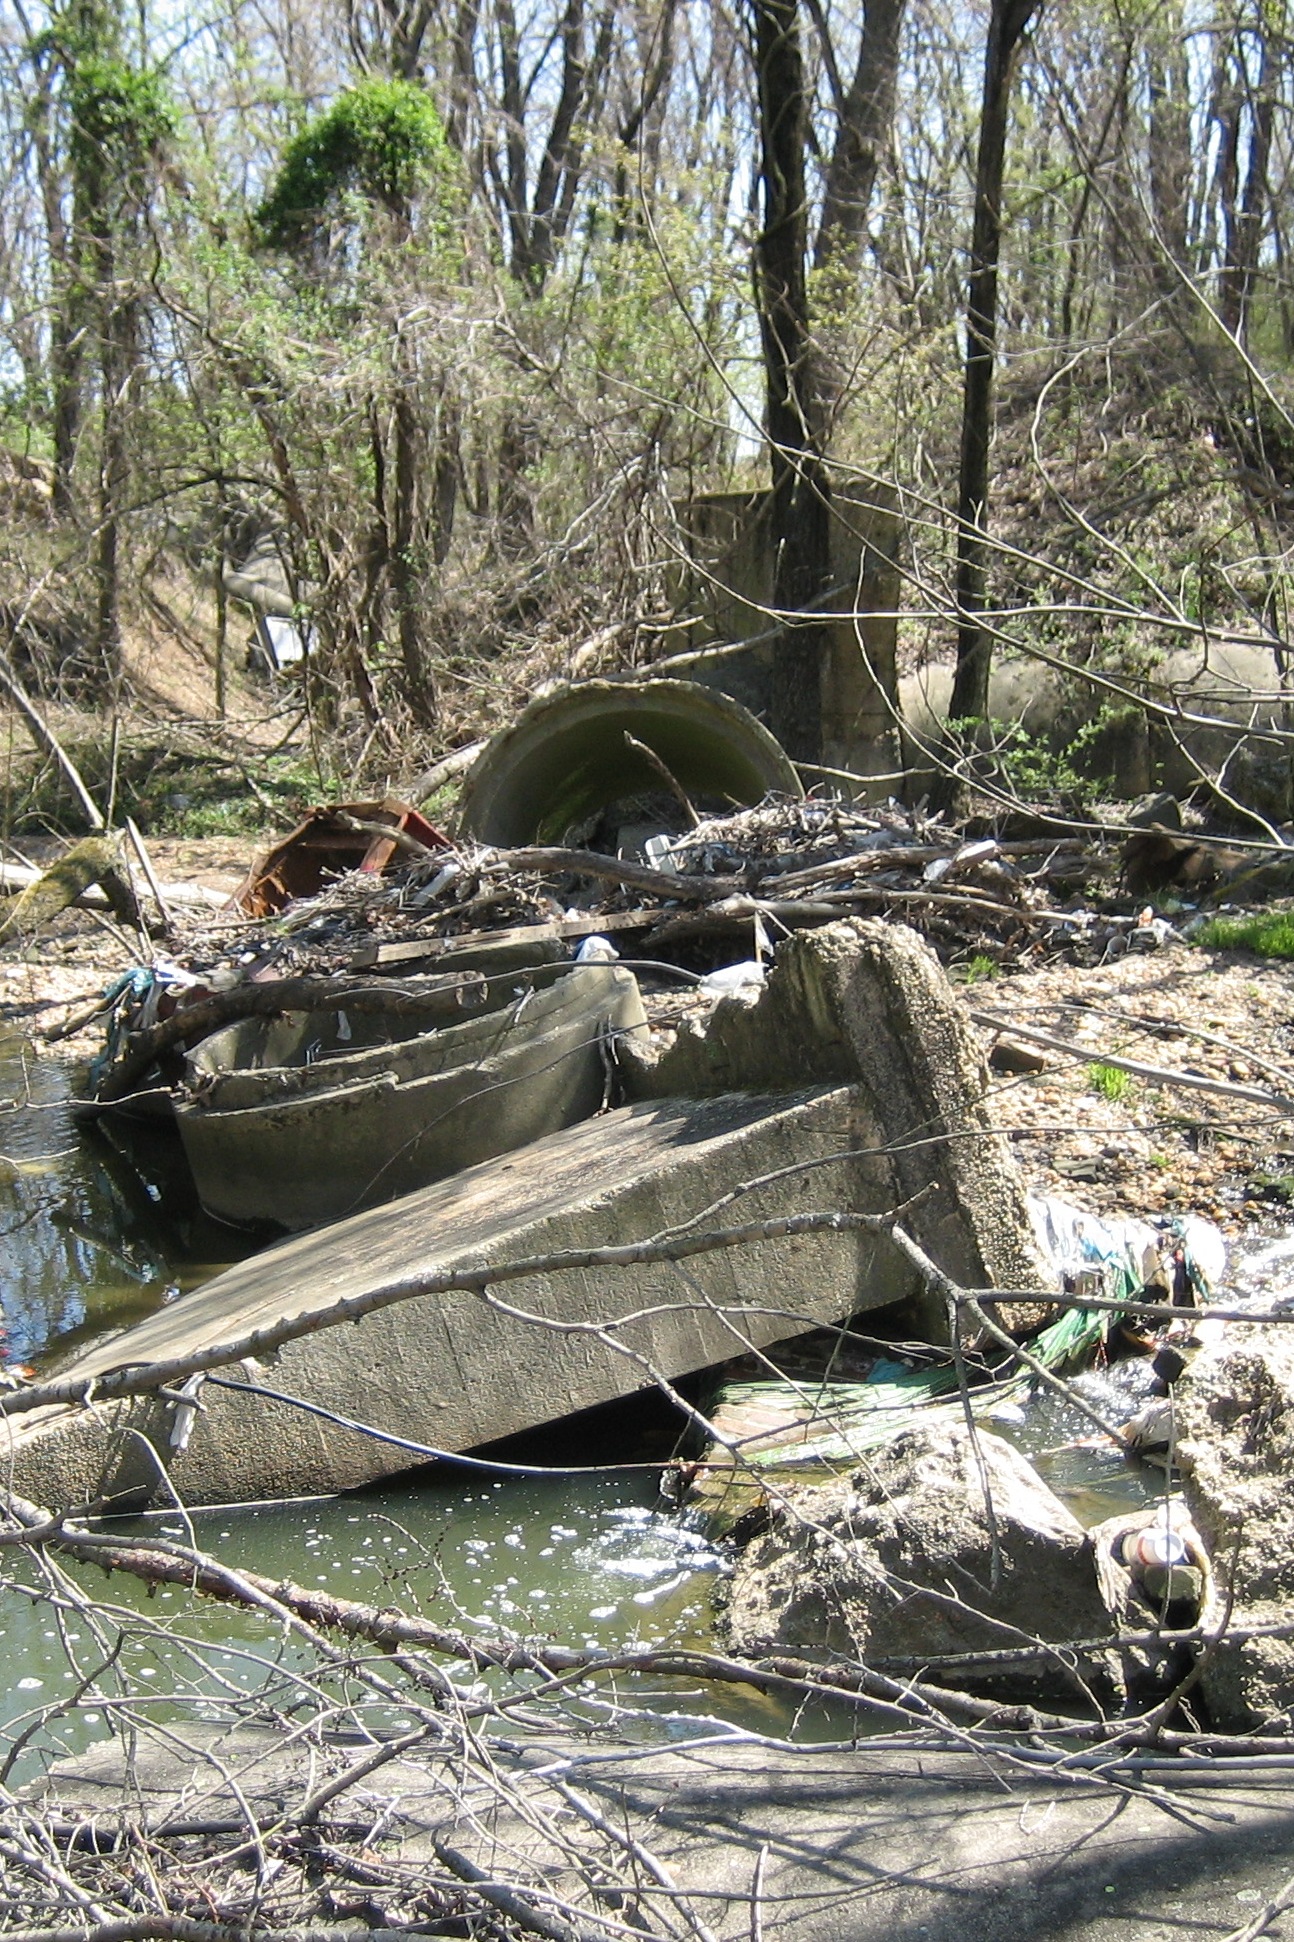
[753,0,831,766]
[1146,4,1191,270]
[93,232,130,685]
[392,373,437,724]
[1221,24,1274,344]
[431,383,460,565]
[813,0,906,278]
[945,0,1042,735]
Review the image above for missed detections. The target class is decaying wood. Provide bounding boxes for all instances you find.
[0,836,141,946]
[330,813,443,861]
[0,860,224,910]
[482,844,743,901]
[410,739,485,803]
[350,908,659,970]
[622,730,701,828]
[124,817,173,931]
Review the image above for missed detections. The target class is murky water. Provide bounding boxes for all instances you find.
[0,1039,747,1774]
[0,1468,744,1782]
[1004,1355,1165,1524]
[1,1033,1290,1776]
[0,1035,251,1366]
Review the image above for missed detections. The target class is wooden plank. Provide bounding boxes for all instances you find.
[352,907,660,971]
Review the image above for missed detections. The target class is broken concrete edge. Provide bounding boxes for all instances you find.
[27,1724,1294,1942]
[622,917,1051,1337]
[1174,1321,1294,1731]
[720,1422,1117,1701]
[0,921,1055,1511]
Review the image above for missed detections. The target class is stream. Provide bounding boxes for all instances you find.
[1,1031,1286,1779]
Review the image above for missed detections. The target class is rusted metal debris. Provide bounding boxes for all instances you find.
[229,797,450,918]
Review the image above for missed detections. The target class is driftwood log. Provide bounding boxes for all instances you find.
[0,836,141,945]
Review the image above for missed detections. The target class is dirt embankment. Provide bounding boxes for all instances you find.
[981,946,1294,1226]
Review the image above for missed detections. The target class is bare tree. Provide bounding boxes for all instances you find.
[944,0,1043,740]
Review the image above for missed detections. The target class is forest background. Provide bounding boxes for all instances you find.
[1,0,1293,825]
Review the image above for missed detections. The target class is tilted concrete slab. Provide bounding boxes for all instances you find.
[4,1086,916,1510]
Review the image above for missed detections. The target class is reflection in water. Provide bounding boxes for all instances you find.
[0,1034,253,1366]
[0,1043,748,1771]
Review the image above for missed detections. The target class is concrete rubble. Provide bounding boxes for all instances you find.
[1176,1321,1294,1728]
[622,917,1050,1336]
[721,1421,1113,1701]
[28,1724,1294,1942]
[1,920,1050,1509]
[6,752,1284,1740]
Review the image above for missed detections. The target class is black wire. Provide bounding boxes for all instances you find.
[205,1375,684,1479]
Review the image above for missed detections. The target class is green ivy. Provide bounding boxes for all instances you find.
[256,79,450,246]
[69,56,174,177]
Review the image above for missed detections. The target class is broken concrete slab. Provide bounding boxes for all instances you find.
[623,919,1051,1334]
[32,1726,1294,1942]
[721,1422,1112,1702]
[2,1085,913,1510]
[176,962,648,1230]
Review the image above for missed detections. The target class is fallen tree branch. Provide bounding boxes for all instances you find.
[0,861,224,911]
[0,1924,407,1942]
[0,1488,1083,1734]
[0,651,104,831]
[968,1008,1294,1113]
[3,1482,1290,1761]
[1219,1868,1294,1942]
[91,970,487,1103]
[0,837,142,947]
[481,845,743,902]
[430,1836,618,1942]
[410,740,485,803]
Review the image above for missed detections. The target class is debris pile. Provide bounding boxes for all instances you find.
[76,793,1137,1114]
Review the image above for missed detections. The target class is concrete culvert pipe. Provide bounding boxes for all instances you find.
[454,679,803,847]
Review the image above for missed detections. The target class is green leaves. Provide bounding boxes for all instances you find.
[255,79,451,247]
[68,55,174,177]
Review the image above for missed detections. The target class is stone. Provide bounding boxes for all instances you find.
[721,1422,1111,1699]
[621,920,1050,1336]
[1176,1323,1294,1729]
[1126,791,1182,829]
